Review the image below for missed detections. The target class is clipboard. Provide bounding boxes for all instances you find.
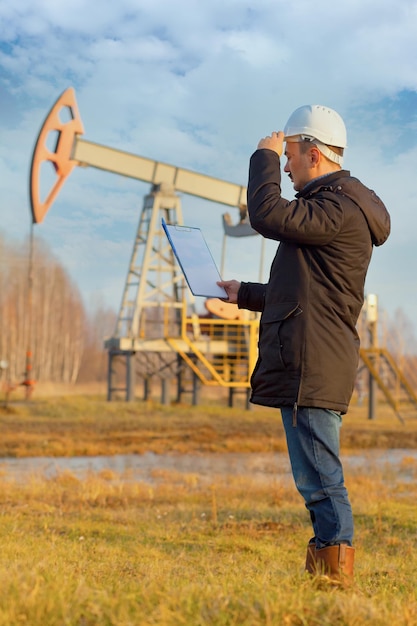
[162,219,228,299]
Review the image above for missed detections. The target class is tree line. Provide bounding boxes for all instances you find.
[0,233,115,387]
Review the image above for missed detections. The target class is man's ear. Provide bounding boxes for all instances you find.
[310,146,321,165]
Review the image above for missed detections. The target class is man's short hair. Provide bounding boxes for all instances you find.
[299,140,344,161]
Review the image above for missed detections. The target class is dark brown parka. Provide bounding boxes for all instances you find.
[238,149,391,413]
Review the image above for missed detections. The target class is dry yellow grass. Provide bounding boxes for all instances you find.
[0,464,416,625]
[0,391,415,624]
[1,390,417,459]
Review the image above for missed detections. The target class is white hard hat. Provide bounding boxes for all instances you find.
[284,104,347,165]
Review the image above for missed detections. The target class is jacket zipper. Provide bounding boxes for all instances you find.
[292,401,298,427]
[293,331,305,427]
[292,281,309,427]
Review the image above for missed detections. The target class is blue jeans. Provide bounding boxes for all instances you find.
[281,406,353,548]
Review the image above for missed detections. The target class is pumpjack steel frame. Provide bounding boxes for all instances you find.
[28,88,417,417]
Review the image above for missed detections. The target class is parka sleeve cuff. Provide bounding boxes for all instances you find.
[238,281,267,312]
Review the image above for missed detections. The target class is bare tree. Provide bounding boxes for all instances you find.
[77,298,116,383]
[384,307,417,388]
[0,234,87,384]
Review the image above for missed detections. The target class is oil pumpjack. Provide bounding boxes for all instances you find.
[30,88,260,404]
[29,88,417,418]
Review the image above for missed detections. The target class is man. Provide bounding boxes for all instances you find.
[218,104,390,583]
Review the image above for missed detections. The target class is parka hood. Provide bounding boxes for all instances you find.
[301,170,391,247]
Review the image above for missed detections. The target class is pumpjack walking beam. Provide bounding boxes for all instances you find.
[30,89,247,225]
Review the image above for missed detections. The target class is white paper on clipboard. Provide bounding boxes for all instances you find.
[162,219,228,299]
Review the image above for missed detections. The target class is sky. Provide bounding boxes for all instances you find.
[1,0,417,330]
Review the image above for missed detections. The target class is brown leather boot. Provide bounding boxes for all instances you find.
[315,544,355,585]
[305,541,316,573]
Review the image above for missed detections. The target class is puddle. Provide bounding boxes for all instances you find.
[0,452,291,484]
[0,449,416,484]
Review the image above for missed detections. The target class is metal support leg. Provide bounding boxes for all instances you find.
[245,389,251,410]
[191,374,200,406]
[126,353,135,402]
[176,356,183,402]
[161,378,170,405]
[143,377,150,401]
[368,369,376,420]
[107,351,114,401]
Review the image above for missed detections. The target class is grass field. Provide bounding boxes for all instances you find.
[0,392,417,625]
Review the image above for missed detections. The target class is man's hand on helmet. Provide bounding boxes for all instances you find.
[257,131,285,156]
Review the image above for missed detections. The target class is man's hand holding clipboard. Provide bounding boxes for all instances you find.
[215,279,241,304]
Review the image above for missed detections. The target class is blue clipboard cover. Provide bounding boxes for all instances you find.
[162,219,228,299]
